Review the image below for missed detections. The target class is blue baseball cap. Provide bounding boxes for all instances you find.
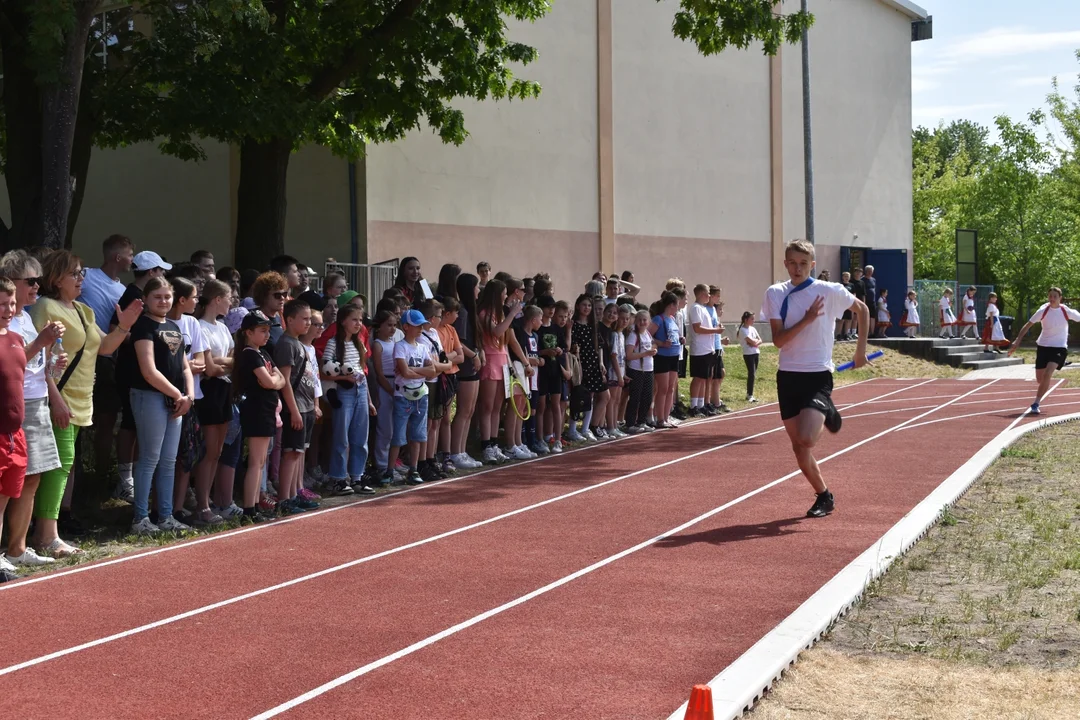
[402,309,427,327]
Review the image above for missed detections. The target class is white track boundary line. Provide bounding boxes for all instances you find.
[246,380,990,719]
[864,388,1037,404]
[0,380,875,592]
[0,381,914,676]
[667,408,1080,720]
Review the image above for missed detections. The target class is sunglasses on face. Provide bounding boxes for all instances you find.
[272,292,288,300]
[17,277,41,286]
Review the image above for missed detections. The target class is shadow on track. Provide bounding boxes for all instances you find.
[654,516,806,548]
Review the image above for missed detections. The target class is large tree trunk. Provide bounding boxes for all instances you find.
[0,4,44,250]
[66,84,98,249]
[234,137,291,271]
[38,0,101,249]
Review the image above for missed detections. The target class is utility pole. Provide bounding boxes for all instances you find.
[801,0,815,244]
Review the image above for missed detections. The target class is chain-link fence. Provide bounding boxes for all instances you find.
[324,258,398,307]
[913,280,996,337]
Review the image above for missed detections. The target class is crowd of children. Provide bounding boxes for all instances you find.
[0,239,756,571]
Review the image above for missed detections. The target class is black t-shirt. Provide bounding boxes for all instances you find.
[454,307,476,376]
[238,346,280,414]
[113,283,144,389]
[537,323,566,380]
[851,280,865,301]
[128,315,185,394]
[513,326,540,368]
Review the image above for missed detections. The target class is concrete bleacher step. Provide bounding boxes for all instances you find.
[868,337,1024,371]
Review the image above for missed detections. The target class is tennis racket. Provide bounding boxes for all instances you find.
[509,360,532,420]
[836,350,884,372]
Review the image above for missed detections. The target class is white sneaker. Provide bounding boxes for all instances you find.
[610,428,628,439]
[550,440,564,454]
[508,445,532,460]
[4,548,56,567]
[518,444,538,459]
[157,515,191,533]
[582,430,598,443]
[530,442,550,456]
[492,446,510,463]
[565,428,584,443]
[0,555,17,573]
[482,446,501,465]
[748,396,758,403]
[113,477,135,504]
[214,503,244,520]
[131,517,160,535]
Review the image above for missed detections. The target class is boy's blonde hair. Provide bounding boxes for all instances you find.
[523,304,542,321]
[665,278,685,291]
[785,239,815,259]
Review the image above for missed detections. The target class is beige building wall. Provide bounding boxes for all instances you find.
[783,0,916,281]
[364,0,600,288]
[612,0,773,312]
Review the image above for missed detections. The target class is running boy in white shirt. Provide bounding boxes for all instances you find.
[762,240,870,518]
[1009,286,1080,415]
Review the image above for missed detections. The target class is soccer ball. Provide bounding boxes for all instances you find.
[322,359,342,377]
[340,362,358,377]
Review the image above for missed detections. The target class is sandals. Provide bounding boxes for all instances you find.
[38,538,81,558]
[193,508,225,526]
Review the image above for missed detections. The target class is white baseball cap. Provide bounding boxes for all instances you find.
[132,251,172,272]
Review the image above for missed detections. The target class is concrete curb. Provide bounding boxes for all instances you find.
[664,411,1080,720]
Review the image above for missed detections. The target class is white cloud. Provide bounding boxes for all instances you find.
[942,28,1080,62]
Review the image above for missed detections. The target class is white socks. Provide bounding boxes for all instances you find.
[118,463,133,482]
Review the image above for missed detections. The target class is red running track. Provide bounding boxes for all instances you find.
[0,378,1073,719]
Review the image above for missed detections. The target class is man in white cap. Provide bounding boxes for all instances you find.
[108,250,172,503]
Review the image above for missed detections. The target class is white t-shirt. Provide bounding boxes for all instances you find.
[393,338,432,397]
[174,314,209,399]
[199,318,234,360]
[738,325,762,356]
[762,279,855,373]
[689,303,715,356]
[627,330,654,372]
[11,310,48,400]
[1030,303,1080,348]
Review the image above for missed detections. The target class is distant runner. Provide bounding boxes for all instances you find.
[1009,287,1080,415]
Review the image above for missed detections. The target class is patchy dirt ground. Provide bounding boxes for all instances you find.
[749,422,1080,719]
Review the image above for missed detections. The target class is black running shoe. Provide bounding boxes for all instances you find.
[405,470,424,486]
[807,490,835,518]
[823,397,842,434]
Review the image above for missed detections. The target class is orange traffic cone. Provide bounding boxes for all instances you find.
[683,684,714,720]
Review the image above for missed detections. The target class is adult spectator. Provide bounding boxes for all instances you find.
[77,234,134,483]
[31,250,142,557]
[0,251,65,567]
[838,271,856,340]
[862,265,877,336]
[393,256,423,306]
[110,250,171,502]
[269,255,303,292]
[251,272,290,346]
[190,250,216,281]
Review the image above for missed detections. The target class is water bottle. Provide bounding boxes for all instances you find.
[48,338,64,382]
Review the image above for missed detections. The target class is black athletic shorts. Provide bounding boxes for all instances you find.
[280,409,315,451]
[1035,346,1068,370]
[714,349,725,377]
[93,356,121,415]
[654,354,679,374]
[689,353,714,380]
[678,349,688,378]
[776,370,834,421]
[842,310,853,320]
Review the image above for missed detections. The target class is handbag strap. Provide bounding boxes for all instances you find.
[56,304,90,393]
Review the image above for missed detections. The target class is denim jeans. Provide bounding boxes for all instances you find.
[130,388,182,521]
[329,382,370,480]
[373,381,395,471]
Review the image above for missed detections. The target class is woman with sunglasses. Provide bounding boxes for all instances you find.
[0,251,65,568]
[30,250,142,556]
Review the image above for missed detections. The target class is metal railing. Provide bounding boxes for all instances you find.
[913,280,996,337]
[324,258,399,307]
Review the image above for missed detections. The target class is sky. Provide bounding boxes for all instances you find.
[912,0,1080,132]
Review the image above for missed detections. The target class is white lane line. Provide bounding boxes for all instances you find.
[1004,379,1065,434]
[0,381,924,676]
[248,379,996,719]
[898,399,1080,432]
[864,388,1037,404]
[0,379,878,592]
